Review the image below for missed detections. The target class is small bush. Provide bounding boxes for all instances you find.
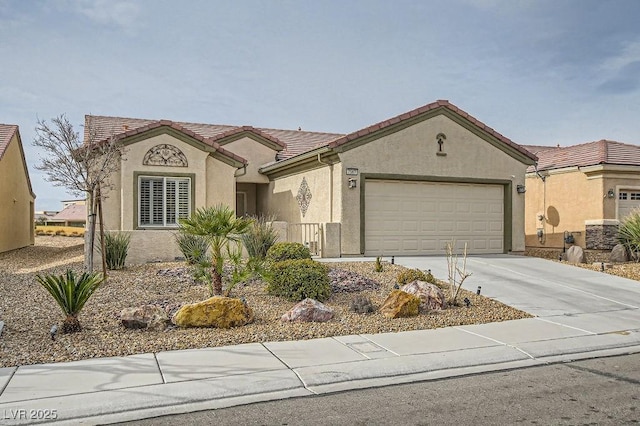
[102,232,131,270]
[350,295,375,314]
[397,268,436,285]
[374,257,383,272]
[266,259,331,301]
[266,242,311,263]
[241,214,279,260]
[618,210,640,261]
[175,232,209,264]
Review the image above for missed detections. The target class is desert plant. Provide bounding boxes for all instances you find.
[445,240,472,304]
[266,242,311,263]
[35,270,104,333]
[374,256,383,272]
[100,232,130,270]
[618,209,640,261]
[350,295,375,313]
[266,259,331,302]
[241,214,279,260]
[179,204,252,295]
[397,268,437,285]
[175,232,209,264]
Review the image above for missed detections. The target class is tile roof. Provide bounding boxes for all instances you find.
[85,116,343,162]
[0,124,18,161]
[525,140,640,172]
[51,203,86,222]
[85,100,536,167]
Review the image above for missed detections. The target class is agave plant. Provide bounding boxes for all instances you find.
[174,232,209,264]
[618,209,640,261]
[241,214,279,260]
[36,270,104,333]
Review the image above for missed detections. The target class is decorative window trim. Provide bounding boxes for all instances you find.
[134,172,195,229]
[143,144,188,167]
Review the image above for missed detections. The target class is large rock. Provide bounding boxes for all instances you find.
[173,297,254,328]
[281,298,334,322]
[565,245,586,263]
[610,244,629,263]
[380,290,420,319]
[401,281,447,311]
[120,305,169,331]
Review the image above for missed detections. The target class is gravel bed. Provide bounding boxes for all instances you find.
[0,237,532,368]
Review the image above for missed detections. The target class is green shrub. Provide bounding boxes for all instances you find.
[266,242,311,263]
[241,214,279,260]
[36,269,104,333]
[397,268,436,285]
[266,259,331,302]
[101,232,131,270]
[618,210,640,260]
[175,232,209,264]
[374,256,383,272]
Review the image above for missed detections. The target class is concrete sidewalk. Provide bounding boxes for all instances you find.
[1,256,640,425]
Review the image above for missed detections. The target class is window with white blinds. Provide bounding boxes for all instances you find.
[139,176,191,227]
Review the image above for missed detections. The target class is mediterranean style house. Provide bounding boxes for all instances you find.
[86,100,537,264]
[0,124,35,253]
[524,140,640,251]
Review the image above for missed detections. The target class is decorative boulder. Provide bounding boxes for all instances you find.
[121,305,169,331]
[281,298,334,322]
[565,245,586,263]
[380,290,420,319]
[610,244,629,263]
[172,297,254,328]
[401,281,447,311]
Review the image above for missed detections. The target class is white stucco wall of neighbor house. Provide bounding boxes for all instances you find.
[100,133,237,265]
[337,114,528,255]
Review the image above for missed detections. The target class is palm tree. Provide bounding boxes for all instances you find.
[179,204,252,295]
[36,270,104,333]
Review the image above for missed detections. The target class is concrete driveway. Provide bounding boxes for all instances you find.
[395,255,640,324]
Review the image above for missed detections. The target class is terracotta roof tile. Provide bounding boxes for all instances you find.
[0,124,18,161]
[85,101,536,166]
[51,203,86,222]
[526,140,640,172]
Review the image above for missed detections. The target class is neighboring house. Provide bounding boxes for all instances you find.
[524,140,640,251]
[46,200,87,227]
[87,100,536,264]
[0,124,35,253]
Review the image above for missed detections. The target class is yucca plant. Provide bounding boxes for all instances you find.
[101,232,131,270]
[241,214,279,260]
[175,232,209,264]
[618,209,640,261]
[36,270,104,333]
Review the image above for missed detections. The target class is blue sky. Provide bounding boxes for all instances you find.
[2,0,640,210]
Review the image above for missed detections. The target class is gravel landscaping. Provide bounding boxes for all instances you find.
[0,237,534,368]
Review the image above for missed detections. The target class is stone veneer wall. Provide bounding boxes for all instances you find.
[585,224,619,250]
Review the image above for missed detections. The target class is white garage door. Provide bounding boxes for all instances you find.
[365,180,504,255]
[618,190,640,221]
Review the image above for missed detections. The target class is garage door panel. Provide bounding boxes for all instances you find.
[365,180,504,256]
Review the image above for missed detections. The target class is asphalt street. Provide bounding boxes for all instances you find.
[117,352,640,425]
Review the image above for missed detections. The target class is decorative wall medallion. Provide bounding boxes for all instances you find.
[143,144,188,167]
[296,177,312,217]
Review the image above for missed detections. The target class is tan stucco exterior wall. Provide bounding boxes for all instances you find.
[259,165,336,223]
[100,133,237,264]
[223,137,277,184]
[524,169,603,248]
[525,167,640,249]
[338,114,528,255]
[0,133,35,253]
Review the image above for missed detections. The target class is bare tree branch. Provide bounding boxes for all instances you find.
[33,114,125,272]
